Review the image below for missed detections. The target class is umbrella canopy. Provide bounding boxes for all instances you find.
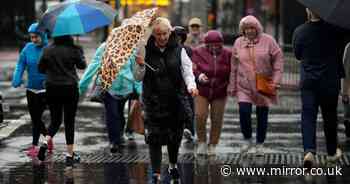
[100,8,157,90]
[297,0,350,29]
[38,0,116,37]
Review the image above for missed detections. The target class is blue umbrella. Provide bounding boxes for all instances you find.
[38,0,117,37]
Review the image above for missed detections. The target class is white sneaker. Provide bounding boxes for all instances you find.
[196,142,207,155]
[255,144,264,156]
[208,144,217,156]
[303,152,315,169]
[240,139,252,154]
[125,132,135,140]
[183,128,193,143]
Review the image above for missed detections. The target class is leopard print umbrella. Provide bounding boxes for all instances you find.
[100,8,157,90]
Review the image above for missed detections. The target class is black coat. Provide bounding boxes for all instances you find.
[142,33,190,145]
[293,20,350,91]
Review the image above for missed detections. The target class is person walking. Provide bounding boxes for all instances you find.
[174,26,195,143]
[133,17,198,184]
[192,30,232,156]
[342,42,350,139]
[37,35,86,168]
[79,42,142,153]
[293,8,349,168]
[11,22,53,157]
[185,17,204,48]
[227,15,284,156]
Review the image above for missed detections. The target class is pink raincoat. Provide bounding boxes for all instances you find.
[227,15,284,106]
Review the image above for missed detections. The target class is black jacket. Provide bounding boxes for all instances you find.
[39,43,86,86]
[293,20,349,91]
[142,33,187,121]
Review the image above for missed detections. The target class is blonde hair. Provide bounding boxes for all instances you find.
[152,17,172,31]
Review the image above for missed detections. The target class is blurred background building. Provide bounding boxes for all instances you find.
[0,0,307,51]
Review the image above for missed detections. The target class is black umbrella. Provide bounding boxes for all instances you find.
[297,0,350,29]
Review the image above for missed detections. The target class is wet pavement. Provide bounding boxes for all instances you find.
[0,102,350,183]
[0,48,350,183]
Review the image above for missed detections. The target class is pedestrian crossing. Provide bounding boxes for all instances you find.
[120,112,349,155]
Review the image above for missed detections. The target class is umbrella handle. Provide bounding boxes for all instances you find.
[144,62,157,72]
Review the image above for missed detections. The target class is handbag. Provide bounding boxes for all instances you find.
[89,73,105,103]
[128,100,144,134]
[248,47,276,96]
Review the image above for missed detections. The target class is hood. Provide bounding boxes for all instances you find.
[238,15,263,36]
[188,17,202,26]
[204,30,223,44]
[28,23,48,46]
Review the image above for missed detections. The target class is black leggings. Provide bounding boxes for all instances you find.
[46,85,79,145]
[149,142,181,174]
[26,90,48,145]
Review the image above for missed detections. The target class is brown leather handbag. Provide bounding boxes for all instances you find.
[249,47,276,97]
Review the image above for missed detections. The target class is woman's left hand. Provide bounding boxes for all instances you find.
[188,88,199,97]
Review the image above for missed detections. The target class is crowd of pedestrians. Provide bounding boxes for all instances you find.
[10,8,350,184]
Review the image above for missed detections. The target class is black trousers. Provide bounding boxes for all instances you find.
[301,89,339,155]
[26,90,47,145]
[46,85,79,145]
[149,142,181,174]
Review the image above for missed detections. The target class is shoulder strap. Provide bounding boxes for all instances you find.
[248,46,257,74]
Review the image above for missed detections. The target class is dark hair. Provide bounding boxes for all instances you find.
[173,26,187,44]
[53,35,74,46]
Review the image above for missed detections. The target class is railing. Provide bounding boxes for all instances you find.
[281,53,300,90]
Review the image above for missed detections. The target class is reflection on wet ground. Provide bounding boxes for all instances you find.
[1,103,350,183]
[1,160,350,184]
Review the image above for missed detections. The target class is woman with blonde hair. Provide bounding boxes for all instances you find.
[134,17,198,183]
[227,15,284,156]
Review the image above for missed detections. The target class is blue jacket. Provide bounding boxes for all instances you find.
[12,23,48,90]
[79,43,142,97]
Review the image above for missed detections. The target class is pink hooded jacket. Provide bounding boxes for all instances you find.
[227,15,284,106]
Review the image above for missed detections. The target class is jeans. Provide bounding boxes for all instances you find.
[185,96,195,135]
[301,89,339,155]
[103,92,127,145]
[239,102,268,144]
